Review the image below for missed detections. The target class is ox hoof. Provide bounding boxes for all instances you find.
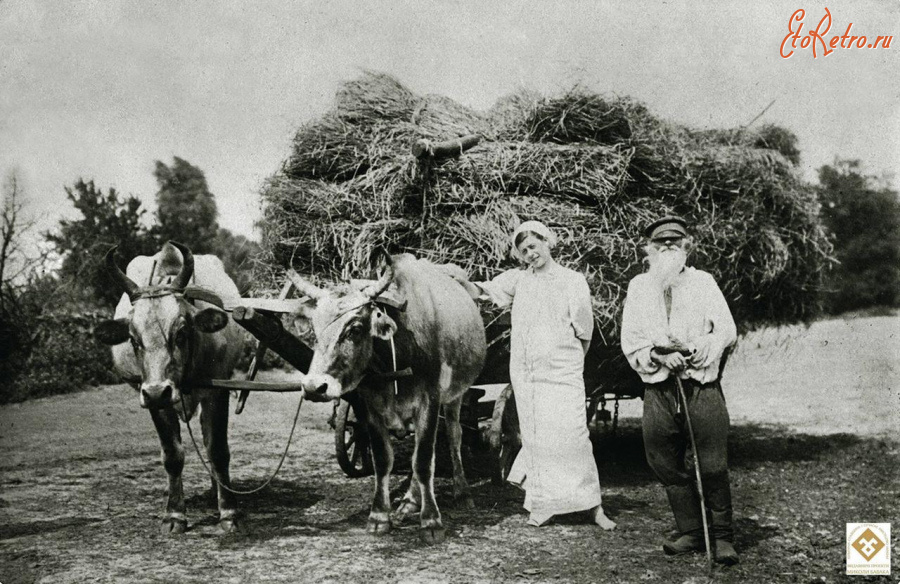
[160,517,188,535]
[392,500,421,524]
[458,496,475,511]
[419,524,445,545]
[218,516,243,535]
[366,518,392,536]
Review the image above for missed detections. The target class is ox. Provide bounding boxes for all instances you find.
[94,242,245,534]
[292,253,486,543]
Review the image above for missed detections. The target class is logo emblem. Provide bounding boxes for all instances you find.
[851,528,885,561]
[846,523,890,576]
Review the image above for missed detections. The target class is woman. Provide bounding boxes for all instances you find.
[453,221,616,529]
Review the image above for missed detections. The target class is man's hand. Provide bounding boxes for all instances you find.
[663,351,688,372]
[689,338,713,368]
[651,347,689,372]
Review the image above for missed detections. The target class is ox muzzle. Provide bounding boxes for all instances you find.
[300,374,344,402]
[139,380,182,409]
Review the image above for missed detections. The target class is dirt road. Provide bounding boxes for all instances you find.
[1,315,898,583]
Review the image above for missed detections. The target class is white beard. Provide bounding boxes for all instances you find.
[648,247,687,290]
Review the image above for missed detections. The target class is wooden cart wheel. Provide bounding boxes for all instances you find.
[489,384,521,485]
[334,399,374,478]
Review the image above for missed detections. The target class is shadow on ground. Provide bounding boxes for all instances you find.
[586,420,870,484]
[234,421,886,544]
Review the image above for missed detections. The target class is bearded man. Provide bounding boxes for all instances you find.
[620,215,739,565]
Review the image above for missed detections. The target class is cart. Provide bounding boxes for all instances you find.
[327,383,500,479]
[323,312,646,482]
[201,274,512,480]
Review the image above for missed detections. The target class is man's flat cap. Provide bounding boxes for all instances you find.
[645,215,688,240]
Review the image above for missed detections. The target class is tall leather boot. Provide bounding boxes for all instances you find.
[662,484,705,555]
[705,473,739,565]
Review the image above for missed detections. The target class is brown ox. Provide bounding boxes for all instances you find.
[292,253,486,543]
[94,242,245,534]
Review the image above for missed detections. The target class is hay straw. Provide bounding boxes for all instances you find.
[259,72,834,355]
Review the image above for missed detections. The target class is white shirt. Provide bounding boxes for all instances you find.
[621,266,737,384]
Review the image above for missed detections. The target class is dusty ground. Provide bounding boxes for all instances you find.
[1,314,898,583]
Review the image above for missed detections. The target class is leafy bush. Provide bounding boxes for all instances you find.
[4,311,117,403]
[214,228,262,297]
[818,160,900,313]
[0,277,117,404]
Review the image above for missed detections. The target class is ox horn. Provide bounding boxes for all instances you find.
[168,241,194,290]
[105,246,140,301]
[286,269,327,300]
[365,250,394,299]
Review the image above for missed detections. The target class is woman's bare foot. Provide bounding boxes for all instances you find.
[591,505,617,530]
[527,512,553,527]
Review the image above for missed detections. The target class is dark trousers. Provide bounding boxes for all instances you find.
[642,378,734,540]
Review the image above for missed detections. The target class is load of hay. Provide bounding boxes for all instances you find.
[257,72,832,390]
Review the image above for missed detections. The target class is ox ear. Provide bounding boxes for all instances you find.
[95,319,131,345]
[194,308,229,333]
[370,306,397,340]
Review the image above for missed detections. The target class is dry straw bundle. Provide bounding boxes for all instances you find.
[258,72,832,386]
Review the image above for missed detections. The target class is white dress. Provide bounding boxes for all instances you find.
[479,263,603,518]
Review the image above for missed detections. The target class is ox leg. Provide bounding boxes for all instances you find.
[366,418,394,535]
[442,397,474,510]
[413,396,444,544]
[393,470,422,524]
[149,407,187,535]
[200,395,240,533]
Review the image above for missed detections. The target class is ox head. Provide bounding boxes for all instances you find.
[94,242,230,409]
[293,254,398,401]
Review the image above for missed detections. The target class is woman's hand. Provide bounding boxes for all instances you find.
[452,275,480,299]
[448,271,467,284]
[438,263,480,299]
[439,262,470,282]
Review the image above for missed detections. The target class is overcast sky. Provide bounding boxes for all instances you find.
[2,0,898,243]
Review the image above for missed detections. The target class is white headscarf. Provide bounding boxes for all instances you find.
[510,220,558,263]
[512,220,558,249]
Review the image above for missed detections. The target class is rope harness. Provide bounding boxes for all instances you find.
[133,267,409,494]
[181,391,305,496]
[177,301,405,495]
[136,265,303,496]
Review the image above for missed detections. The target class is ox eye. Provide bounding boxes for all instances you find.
[174,328,188,346]
[130,337,141,352]
[344,325,364,340]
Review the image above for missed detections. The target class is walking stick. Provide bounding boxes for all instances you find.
[674,374,714,572]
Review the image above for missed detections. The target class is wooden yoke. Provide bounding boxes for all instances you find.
[231,278,314,414]
[232,305,314,373]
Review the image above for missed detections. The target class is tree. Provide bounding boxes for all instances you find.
[1,169,41,373]
[818,159,900,312]
[152,157,219,253]
[152,158,262,292]
[1,170,42,313]
[45,179,156,306]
